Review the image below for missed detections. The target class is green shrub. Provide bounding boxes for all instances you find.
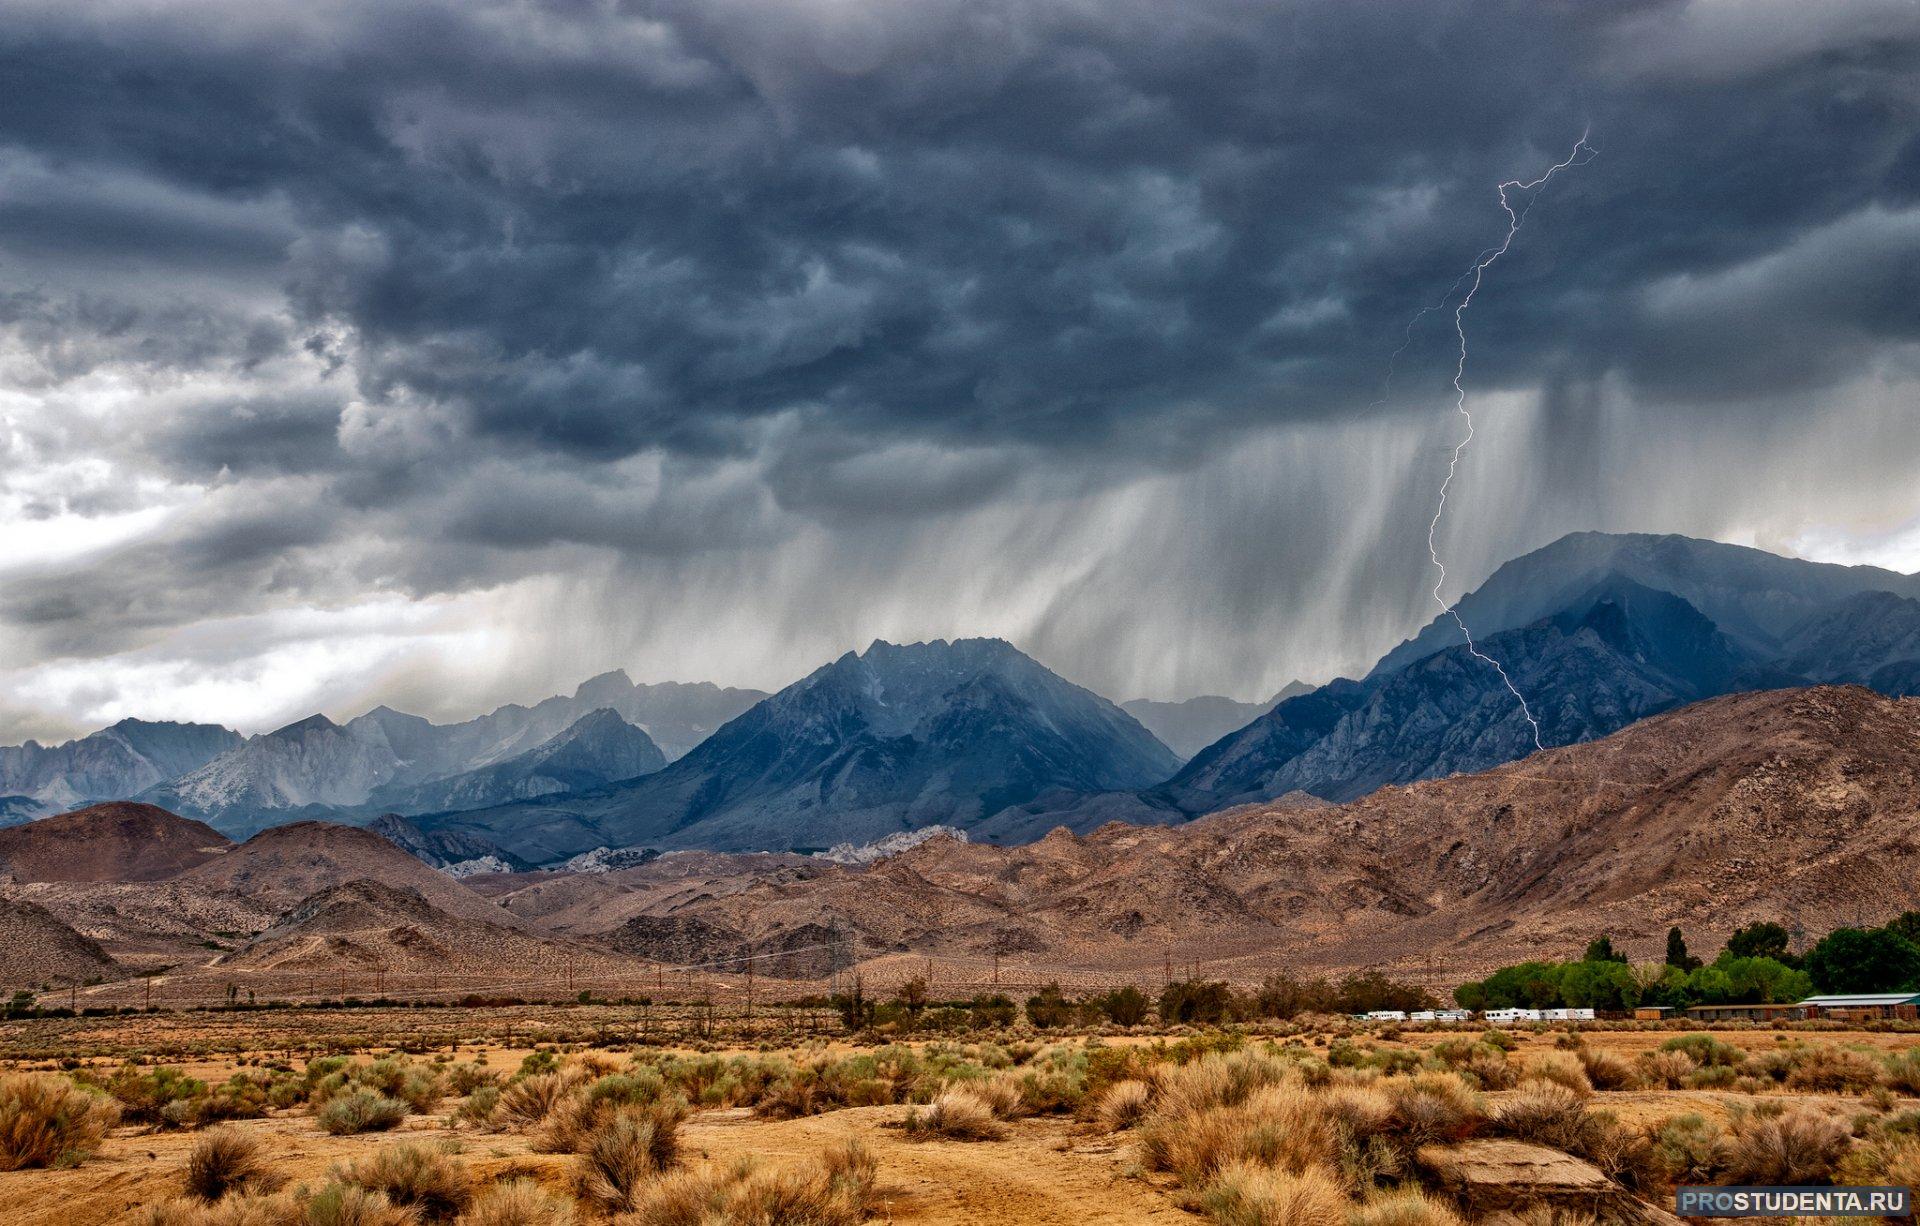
[316,1090,410,1136]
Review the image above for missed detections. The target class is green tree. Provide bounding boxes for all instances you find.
[1707,956,1812,1004]
[1332,971,1435,1014]
[1093,985,1151,1027]
[1560,960,1640,1011]
[894,976,929,1014]
[1477,961,1564,1009]
[1584,936,1627,964]
[1025,982,1075,1028]
[1887,912,1920,946]
[1157,979,1235,1024]
[1666,927,1702,972]
[1256,973,1336,1019]
[1725,922,1793,964]
[1806,928,1920,993]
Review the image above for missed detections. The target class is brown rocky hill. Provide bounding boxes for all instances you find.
[0,897,122,988]
[480,850,825,934]
[216,879,632,978]
[0,802,231,882]
[1,880,276,968]
[563,686,1920,981]
[171,821,523,929]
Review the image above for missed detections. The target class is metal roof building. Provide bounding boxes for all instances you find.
[1798,992,1920,1019]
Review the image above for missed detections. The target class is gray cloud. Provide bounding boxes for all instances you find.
[1,0,1918,737]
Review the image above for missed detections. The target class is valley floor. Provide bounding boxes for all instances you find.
[4,1009,1920,1224]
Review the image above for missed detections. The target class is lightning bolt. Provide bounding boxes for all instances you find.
[1424,130,1594,752]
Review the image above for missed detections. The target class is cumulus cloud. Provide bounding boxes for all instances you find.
[0,0,1917,736]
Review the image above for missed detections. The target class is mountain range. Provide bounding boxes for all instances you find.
[1,683,1916,997]
[472,684,1920,982]
[3,531,1919,864]
[115,675,762,834]
[416,638,1184,859]
[0,720,241,818]
[1149,536,1920,814]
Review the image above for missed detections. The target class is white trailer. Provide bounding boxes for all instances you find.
[1482,1007,1543,1024]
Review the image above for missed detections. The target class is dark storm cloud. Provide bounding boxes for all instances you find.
[1,0,1918,721]
[7,1,1915,464]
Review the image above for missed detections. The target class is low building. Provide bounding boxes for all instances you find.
[1633,1006,1671,1020]
[1798,993,1920,1021]
[1684,1001,1802,1022]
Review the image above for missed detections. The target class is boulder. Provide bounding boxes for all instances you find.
[1417,1139,1683,1226]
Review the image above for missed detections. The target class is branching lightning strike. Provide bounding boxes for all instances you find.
[1424,130,1594,752]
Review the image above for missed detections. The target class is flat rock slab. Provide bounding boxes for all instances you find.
[1418,1140,1683,1226]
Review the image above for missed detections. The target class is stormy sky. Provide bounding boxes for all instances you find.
[2,0,1918,742]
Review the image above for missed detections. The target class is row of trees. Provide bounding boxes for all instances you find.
[832,969,1437,1031]
[1456,913,1920,1012]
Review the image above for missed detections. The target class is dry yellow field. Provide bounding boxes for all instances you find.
[3,1010,1918,1224]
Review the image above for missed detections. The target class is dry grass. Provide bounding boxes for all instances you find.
[336,1141,472,1221]
[1139,1081,1334,1187]
[903,1089,1005,1141]
[1346,1186,1467,1226]
[0,1072,119,1171]
[1382,1074,1482,1147]
[1638,1050,1695,1089]
[1648,1114,1728,1187]
[971,1073,1029,1120]
[494,1070,588,1130]
[1573,1049,1640,1092]
[577,1103,683,1214]
[1783,1047,1884,1094]
[1461,1051,1518,1091]
[147,1182,418,1225]
[185,1128,280,1202]
[1722,1107,1851,1186]
[458,1179,577,1226]
[1490,1082,1590,1152]
[1094,1080,1154,1132]
[623,1138,878,1226]
[1526,1054,1592,1096]
[1199,1162,1347,1226]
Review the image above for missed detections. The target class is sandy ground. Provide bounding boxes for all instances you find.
[0,1103,1178,1226]
[6,1020,1917,1223]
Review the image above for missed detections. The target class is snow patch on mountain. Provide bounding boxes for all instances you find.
[815,825,969,865]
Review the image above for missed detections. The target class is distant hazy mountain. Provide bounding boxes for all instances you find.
[1781,590,1920,694]
[422,638,1182,860]
[145,709,442,828]
[139,676,759,833]
[367,710,666,814]
[1121,682,1310,759]
[0,720,241,820]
